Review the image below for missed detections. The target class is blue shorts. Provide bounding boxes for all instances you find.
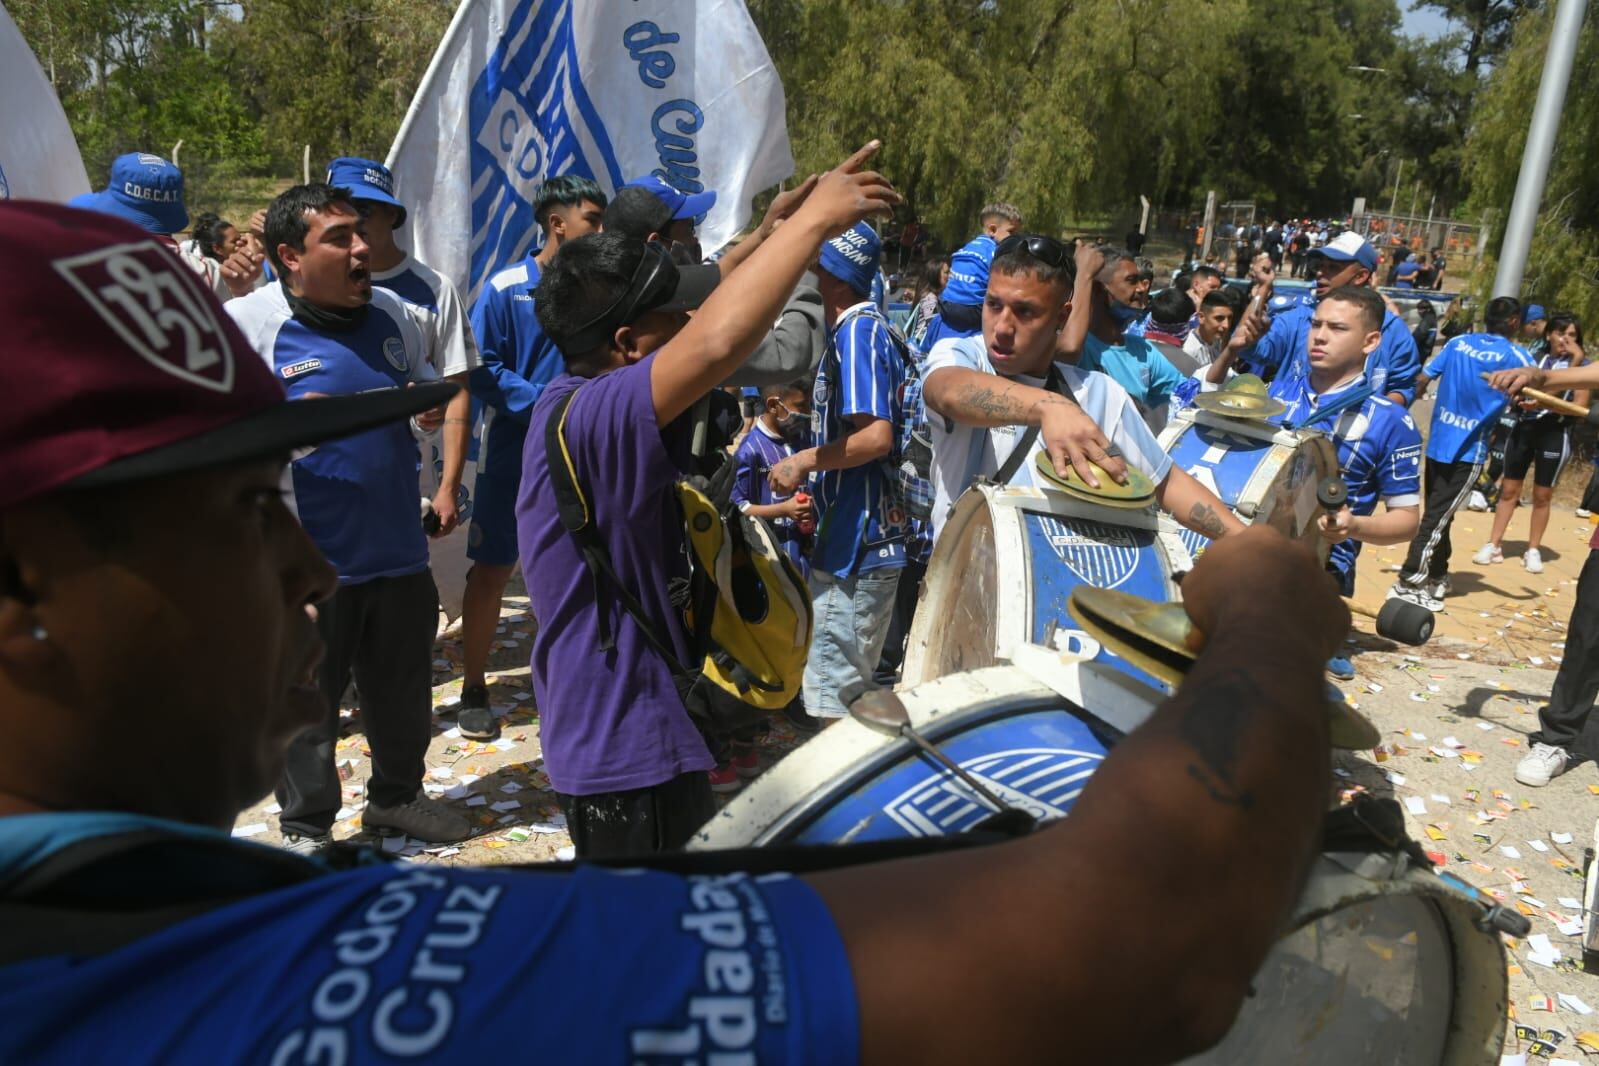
[467,414,529,566]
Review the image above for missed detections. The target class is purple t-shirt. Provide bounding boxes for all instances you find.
[516,354,715,795]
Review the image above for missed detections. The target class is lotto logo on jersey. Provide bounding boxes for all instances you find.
[52,240,234,393]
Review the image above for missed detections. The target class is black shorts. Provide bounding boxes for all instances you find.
[1503,416,1570,487]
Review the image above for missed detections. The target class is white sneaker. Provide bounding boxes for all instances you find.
[1467,490,1490,512]
[1472,543,1503,565]
[1577,508,1592,519]
[1524,547,1545,574]
[1515,742,1570,787]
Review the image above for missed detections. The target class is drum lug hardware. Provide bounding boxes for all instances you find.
[841,681,1036,833]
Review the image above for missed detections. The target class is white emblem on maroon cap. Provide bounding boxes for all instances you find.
[52,240,235,393]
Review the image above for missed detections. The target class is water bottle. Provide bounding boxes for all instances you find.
[793,492,815,535]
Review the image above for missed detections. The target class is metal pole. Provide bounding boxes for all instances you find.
[1201,190,1217,262]
[1409,179,1420,222]
[1389,158,1405,216]
[1494,0,1589,297]
[1139,195,1150,235]
[303,145,311,186]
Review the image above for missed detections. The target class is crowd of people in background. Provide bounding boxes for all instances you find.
[50,146,1599,849]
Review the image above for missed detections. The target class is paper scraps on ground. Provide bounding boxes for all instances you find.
[1559,995,1594,1016]
[1406,796,1428,815]
[232,823,268,838]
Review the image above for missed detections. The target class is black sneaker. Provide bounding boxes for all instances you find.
[457,684,499,740]
[281,832,332,858]
[781,701,823,735]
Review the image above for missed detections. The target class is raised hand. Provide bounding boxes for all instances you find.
[793,141,901,239]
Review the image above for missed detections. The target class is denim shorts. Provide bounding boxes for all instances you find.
[803,567,903,718]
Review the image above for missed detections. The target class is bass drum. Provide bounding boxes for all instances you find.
[693,661,1508,1065]
[901,483,1193,693]
[1159,406,1339,562]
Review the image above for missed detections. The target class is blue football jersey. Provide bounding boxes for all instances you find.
[810,303,908,577]
[1422,332,1534,463]
[1270,374,1422,580]
[0,813,861,1065]
[1246,300,1423,404]
[228,286,434,585]
[469,258,564,423]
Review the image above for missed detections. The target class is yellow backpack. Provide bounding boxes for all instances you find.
[546,388,812,733]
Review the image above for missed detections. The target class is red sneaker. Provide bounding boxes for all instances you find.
[732,749,761,780]
[709,764,742,793]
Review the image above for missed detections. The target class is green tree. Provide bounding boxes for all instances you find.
[1467,2,1599,321]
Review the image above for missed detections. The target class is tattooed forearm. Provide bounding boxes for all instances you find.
[1186,502,1229,539]
[954,383,1022,421]
[947,380,1079,426]
[1177,666,1260,809]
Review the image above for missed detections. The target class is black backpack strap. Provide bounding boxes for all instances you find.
[994,364,1077,485]
[544,387,689,672]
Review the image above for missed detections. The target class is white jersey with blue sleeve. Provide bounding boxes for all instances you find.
[922,334,1174,539]
[227,285,436,585]
[371,253,480,378]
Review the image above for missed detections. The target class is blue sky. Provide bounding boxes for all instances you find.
[1401,4,1456,39]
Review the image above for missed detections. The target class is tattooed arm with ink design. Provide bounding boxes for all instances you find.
[811,528,1347,1064]
[1154,465,1248,540]
[923,366,1129,488]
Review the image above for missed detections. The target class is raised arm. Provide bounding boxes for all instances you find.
[923,365,1127,487]
[1055,243,1102,359]
[651,148,896,425]
[811,527,1346,1064]
[710,181,818,278]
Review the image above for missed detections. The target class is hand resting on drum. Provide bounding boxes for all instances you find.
[809,526,1346,1065]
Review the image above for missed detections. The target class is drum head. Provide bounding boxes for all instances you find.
[693,667,1142,849]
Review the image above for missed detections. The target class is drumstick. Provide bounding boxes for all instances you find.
[1480,371,1599,423]
[1314,477,1432,644]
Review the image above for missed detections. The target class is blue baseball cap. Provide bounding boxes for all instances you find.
[818,222,881,297]
[1524,304,1547,324]
[621,174,716,223]
[940,233,996,307]
[77,153,188,235]
[1311,231,1378,272]
[326,157,406,227]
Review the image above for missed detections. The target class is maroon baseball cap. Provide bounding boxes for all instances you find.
[0,201,455,509]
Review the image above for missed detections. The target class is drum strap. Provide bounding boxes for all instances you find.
[993,364,1076,486]
[1285,383,1374,431]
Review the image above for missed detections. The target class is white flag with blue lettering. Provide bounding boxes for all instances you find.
[386,0,793,303]
[0,3,90,203]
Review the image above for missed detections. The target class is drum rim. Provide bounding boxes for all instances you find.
[748,690,1122,847]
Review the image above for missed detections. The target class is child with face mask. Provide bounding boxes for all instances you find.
[731,379,814,578]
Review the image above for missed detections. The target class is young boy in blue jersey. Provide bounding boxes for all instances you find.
[0,198,1360,1066]
[732,380,814,578]
[225,184,472,847]
[768,223,910,721]
[1265,287,1423,679]
[918,202,1023,351]
[457,176,606,740]
[328,158,479,542]
[720,380,814,780]
[1239,232,1422,406]
[1392,296,1534,611]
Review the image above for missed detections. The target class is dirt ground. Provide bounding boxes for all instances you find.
[236,427,1599,1060]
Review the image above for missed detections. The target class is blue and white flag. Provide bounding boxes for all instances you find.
[0,3,90,202]
[386,0,793,303]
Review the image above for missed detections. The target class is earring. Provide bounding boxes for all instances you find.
[30,626,47,642]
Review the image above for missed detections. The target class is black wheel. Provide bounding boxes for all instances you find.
[1376,598,1433,645]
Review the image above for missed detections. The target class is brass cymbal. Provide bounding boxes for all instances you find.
[1066,586,1380,750]
[1192,390,1288,420]
[1033,452,1157,509]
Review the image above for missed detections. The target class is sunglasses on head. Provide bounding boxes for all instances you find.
[994,233,1071,268]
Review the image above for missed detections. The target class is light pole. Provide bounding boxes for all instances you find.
[1493,0,1589,297]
